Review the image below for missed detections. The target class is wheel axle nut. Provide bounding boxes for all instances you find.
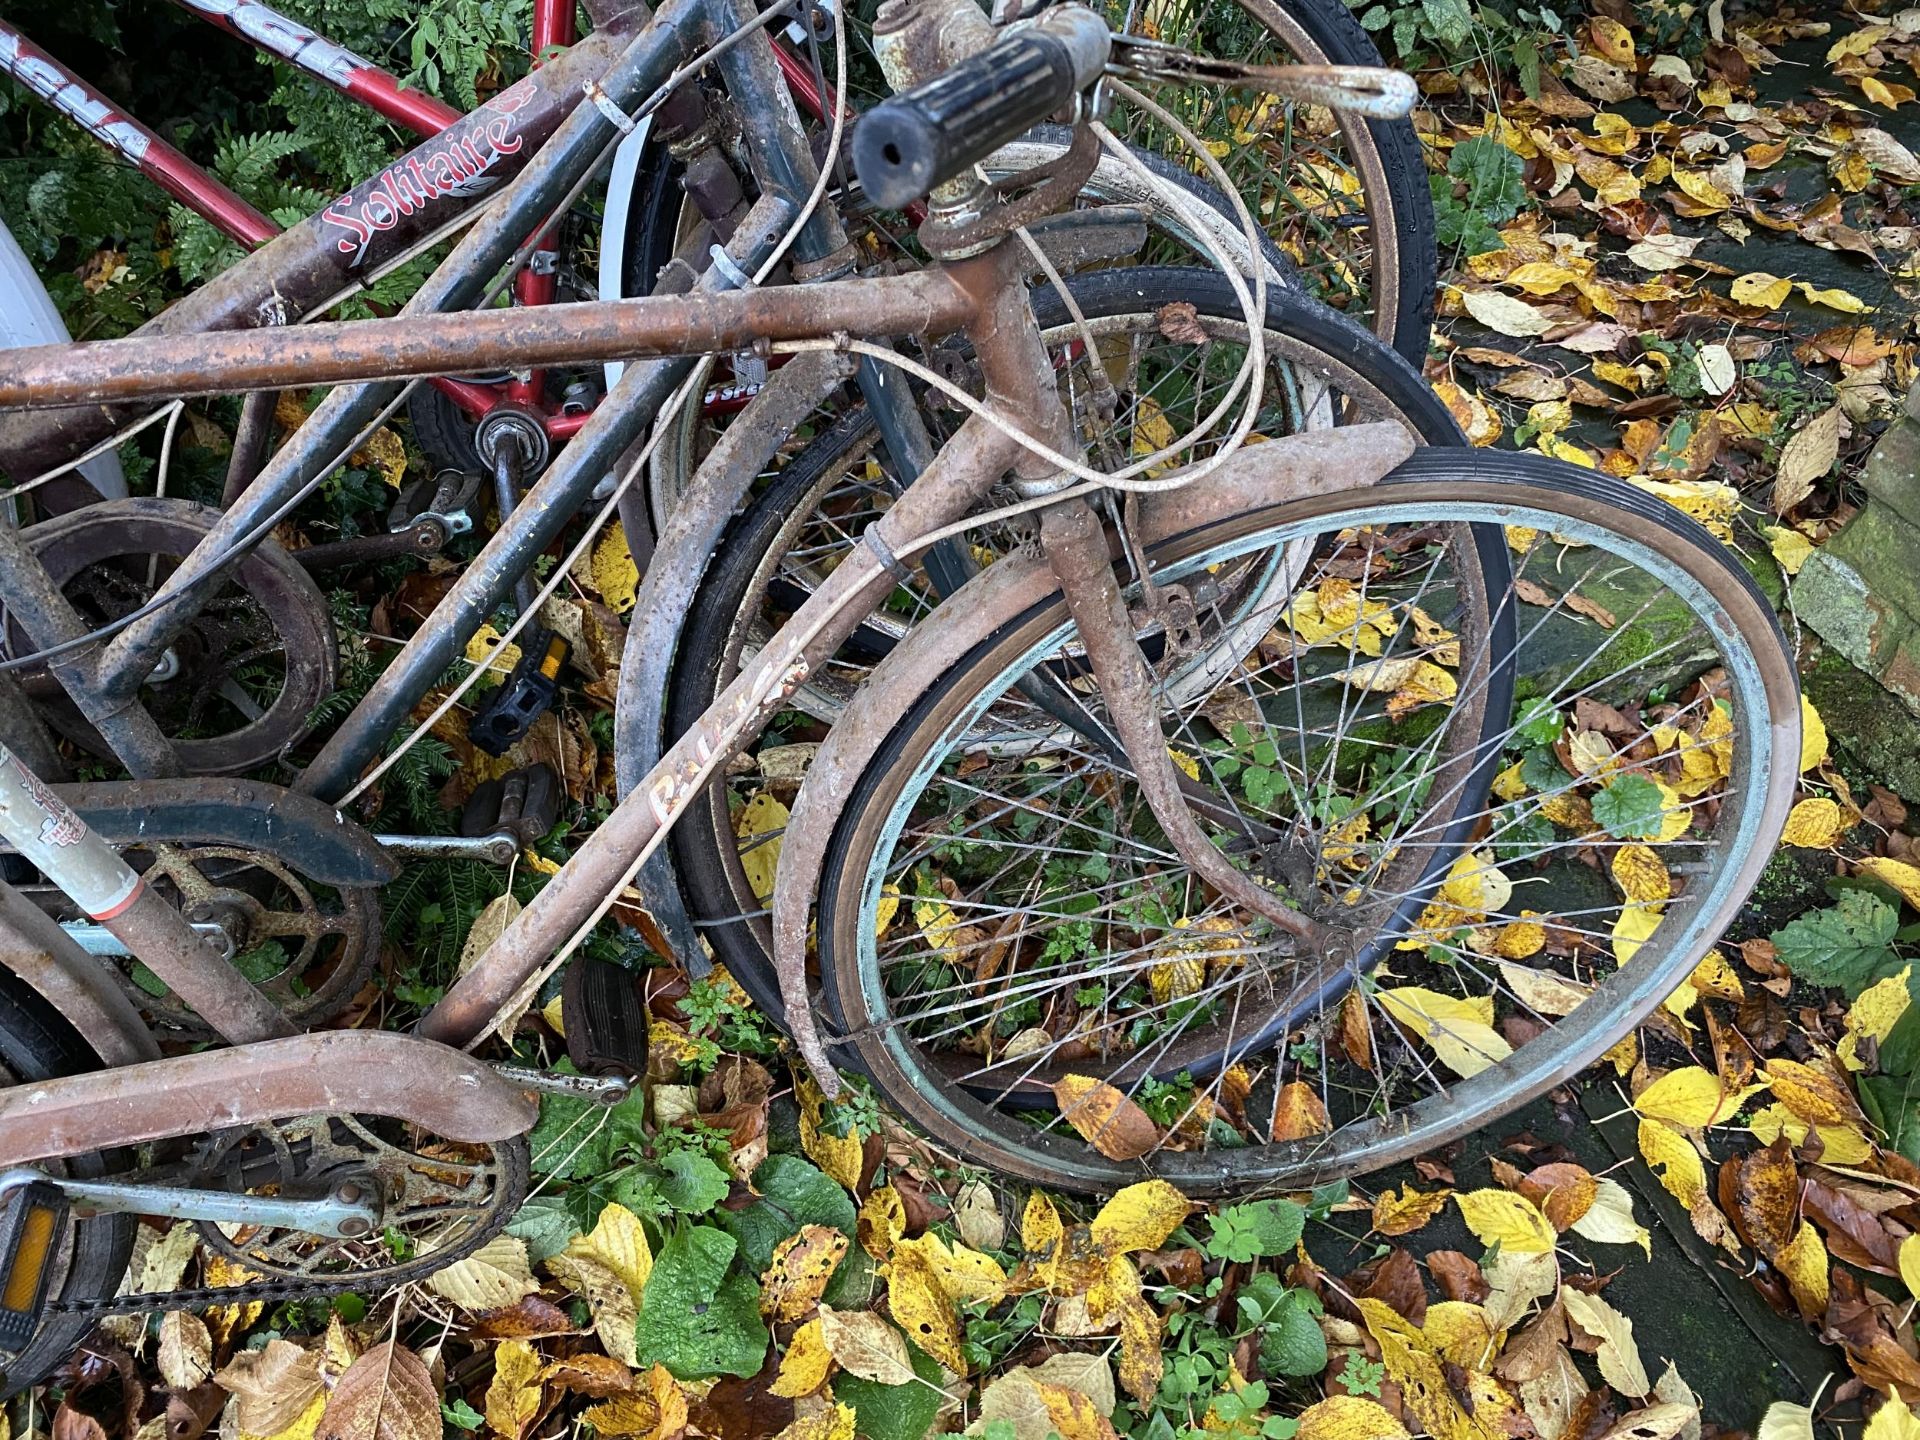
[337,1216,372,1238]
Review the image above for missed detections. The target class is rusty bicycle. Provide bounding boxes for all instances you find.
[0,0,1799,1394]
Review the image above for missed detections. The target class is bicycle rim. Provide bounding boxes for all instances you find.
[816,454,1798,1194]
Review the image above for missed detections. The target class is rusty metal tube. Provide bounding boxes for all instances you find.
[1039,498,1323,939]
[416,406,1026,1053]
[0,743,293,1045]
[0,521,176,778]
[294,195,805,803]
[0,880,159,1069]
[418,244,1049,1070]
[0,270,977,410]
[89,7,701,702]
[0,1031,539,1165]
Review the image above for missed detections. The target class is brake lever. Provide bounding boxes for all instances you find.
[1105,34,1419,120]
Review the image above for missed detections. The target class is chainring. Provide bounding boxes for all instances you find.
[12,497,336,776]
[119,844,380,1035]
[184,1117,528,1284]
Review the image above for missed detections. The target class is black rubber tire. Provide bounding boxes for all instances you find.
[664,268,1494,1022]
[1259,0,1436,363]
[0,969,134,1398]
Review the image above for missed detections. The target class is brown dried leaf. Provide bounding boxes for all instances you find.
[1520,1163,1599,1231]
[1053,1076,1161,1160]
[316,1345,439,1440]
[1371,1184,1451,1237]
[216,1339,325,1436]
[1272,1081,1332,1141]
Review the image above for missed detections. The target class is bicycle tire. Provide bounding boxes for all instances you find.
[0,967,135,1398]
[661,269,1498,1022]
[1231,0,1436,362]
[812,450,1799,1194]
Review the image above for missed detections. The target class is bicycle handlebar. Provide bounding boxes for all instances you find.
[851,8,1110,210]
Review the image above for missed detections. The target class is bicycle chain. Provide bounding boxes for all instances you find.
[47,1224,506,1318]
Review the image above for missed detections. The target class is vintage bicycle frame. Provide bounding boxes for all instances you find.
[0,0,852,449]
[0,0,941,786]
[0,0,1422,1176]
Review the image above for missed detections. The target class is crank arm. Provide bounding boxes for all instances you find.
[0,1168,381,1239]
[291,518,448,573]
[374,831,519,866]
[493,1064,633,1104]
[61,919,235,962]
[1107,37,1418,120]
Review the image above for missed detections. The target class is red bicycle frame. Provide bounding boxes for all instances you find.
[0,0,842,443]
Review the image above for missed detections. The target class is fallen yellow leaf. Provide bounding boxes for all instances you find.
[1454,1188,1558,1253]
[1730,272,1794,310]
[1781,796,1845,848]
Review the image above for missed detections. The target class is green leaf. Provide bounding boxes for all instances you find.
[1206,1199,1306,1262]
[1515,698,1563,746]
[659,1151,732,1214]
[442,1399,483,1431]
[1878,990,1920,1075]
[837,1345,942,1440]
[1449,136,1527,219]
[1591,774,1669,840]
[1513,36,1542,98]
[1262,1297,1328,1377]
[1336,1352,1385,1399]
[505,1196,581,1265]
[1421,0,1474,48]
[637,1270,768,1379]
[1770,890,1903,994]
[714,1156,857,1272]
[1860,1073,1920,1166]
[635,1225,768,1379]
[527,1066,651,1184]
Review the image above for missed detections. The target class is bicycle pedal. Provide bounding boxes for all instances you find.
[561,957,650,1079]
[462,763,562,848]
[467,631,569,757]
[0,1178,68,1350]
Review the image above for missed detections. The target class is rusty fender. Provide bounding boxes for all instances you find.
[0,1030,538,1165]
[0,881,159,1070]
[0,271,976,409]
[613,348,859,968]
[769,421,1417,1088]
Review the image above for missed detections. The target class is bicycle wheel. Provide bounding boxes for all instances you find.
[0,968,134,1398]
[660,269,1497,1018]
[1106,0,1435,361]
[812,450,1799,1194]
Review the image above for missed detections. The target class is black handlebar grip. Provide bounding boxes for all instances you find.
[852,29,1082,210]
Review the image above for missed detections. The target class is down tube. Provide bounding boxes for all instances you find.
[417,410,1025,1049]
[293,198,798,804]
[0,22,643,484]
